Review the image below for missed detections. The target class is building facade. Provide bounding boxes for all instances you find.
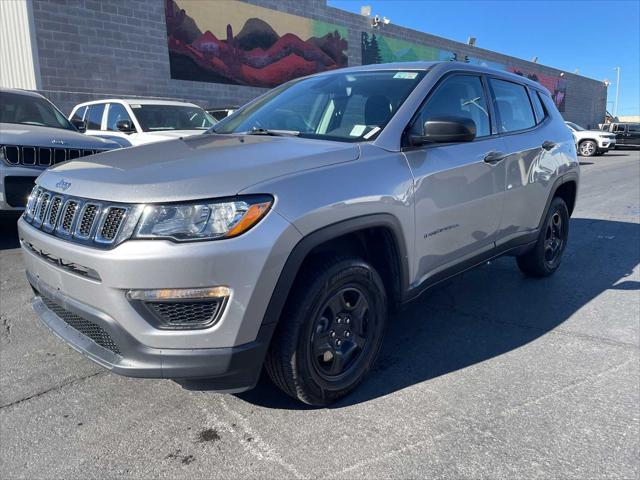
[1,0,607,127]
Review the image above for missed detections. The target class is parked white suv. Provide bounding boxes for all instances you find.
[69,99,215,147]
[565,121,616,157]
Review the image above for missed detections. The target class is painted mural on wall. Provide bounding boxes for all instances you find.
[361,33,453,64]
[165,0,348,88]
[508,68,567,112]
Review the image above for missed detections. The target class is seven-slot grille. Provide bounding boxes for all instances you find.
[24,186,130,248]
[1,145,106,167]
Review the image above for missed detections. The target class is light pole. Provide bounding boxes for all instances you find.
[613,66,621,118]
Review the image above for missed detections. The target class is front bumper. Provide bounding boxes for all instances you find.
[597,138,616,150]
[29,272,274,389]
[18,209,301,385]
[0,165,41,211]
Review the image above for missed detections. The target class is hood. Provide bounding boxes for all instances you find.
[0,123,120,149]
[37,133,360,203]
[134,129,206,145]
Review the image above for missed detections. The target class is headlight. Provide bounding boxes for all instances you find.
[134,196,272,241]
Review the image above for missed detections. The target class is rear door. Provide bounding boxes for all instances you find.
[403,73,507,283]
[613,124,627,145]
[624,123,640,146]
[490,79,565,246]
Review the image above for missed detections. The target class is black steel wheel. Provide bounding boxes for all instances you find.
[517,196,569,277]
[265,256,388,406]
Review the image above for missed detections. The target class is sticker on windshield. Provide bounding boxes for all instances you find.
[393,72,419,79]
[350,124,367,136]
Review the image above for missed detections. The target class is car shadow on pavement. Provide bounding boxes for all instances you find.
[0,215,21,250]
[232,217,640,409]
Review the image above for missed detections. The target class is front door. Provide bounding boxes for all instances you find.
[403,73,506,286]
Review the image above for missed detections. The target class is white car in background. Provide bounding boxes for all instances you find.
[565,121,617,157]
[69,99,216,147]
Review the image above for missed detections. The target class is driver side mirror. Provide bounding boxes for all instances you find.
[116,119,135,134]
[409,116,476,146]
[71,119,86,133]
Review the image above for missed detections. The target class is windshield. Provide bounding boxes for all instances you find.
[131,104,215,132]
[566,121,585,131]
[212,70,426,142]
[0,91,74,130]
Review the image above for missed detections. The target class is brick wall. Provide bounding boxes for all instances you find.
[31,0,606,127]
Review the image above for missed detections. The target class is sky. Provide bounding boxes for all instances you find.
[328,0,640,117]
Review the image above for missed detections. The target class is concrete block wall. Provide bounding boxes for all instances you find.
[30,0,606,127]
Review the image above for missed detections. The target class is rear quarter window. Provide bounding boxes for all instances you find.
[489,78,536,133]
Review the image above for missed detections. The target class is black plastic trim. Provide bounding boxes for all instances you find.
[261,214,410,327]
[28,272,272,390]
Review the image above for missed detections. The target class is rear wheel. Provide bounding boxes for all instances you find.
[516,197,569,277]
[265,256,388,406]
[578,140,597,157]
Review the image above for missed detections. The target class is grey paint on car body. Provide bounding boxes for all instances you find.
[18,61,579,388]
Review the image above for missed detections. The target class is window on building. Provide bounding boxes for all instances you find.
[490,79,536,133]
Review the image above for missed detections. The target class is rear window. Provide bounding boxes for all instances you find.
[489,79,536,133]
[530,90,547,124]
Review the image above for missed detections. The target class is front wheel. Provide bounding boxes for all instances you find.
[265,256,388,406]
[578,140,597,157]
[516,197,569,277]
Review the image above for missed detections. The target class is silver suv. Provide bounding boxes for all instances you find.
[18,62,579,405]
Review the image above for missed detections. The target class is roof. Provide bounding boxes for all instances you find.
[322,61,550,94]
[74,98,202,108]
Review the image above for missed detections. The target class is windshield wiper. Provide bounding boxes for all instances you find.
[246,127,300,137]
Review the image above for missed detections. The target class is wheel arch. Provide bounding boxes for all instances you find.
[261,214,410,329]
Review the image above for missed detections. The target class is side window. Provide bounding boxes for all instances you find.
[614,124,626,132]
[70,105,87,123]
[490,79,536,133]
[86,104,105,130]
[411,74,490,138]
[529,90,547,124]
[106,103,133,132]
[628,124,640,132]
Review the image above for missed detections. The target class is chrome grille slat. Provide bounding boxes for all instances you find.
[96,207,127,244]
[45,196,63,230]
[23,186,132,249]
[74,203,100,239]
[59,200,80,234]
[36,193,51,225]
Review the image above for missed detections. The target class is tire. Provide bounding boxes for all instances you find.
[578,140,597,157]
[516,196,569,277]
[265,255,388,406]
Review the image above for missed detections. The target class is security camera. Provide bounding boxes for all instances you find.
[383,16,391,25]
[372,15,381,27]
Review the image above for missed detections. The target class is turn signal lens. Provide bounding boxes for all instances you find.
[126,286,231,301]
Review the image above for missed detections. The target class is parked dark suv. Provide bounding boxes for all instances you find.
[19,62,579,405]
[603,123,640,148]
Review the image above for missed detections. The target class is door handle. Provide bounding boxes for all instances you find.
[542,140,556,151]
[483,151,505,164]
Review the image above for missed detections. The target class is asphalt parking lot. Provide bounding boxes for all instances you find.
[1,150,638,479]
